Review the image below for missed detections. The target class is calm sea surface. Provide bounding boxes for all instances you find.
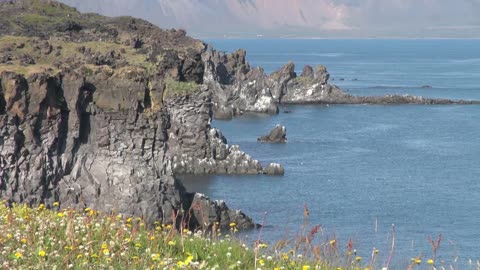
[181,39,480,267]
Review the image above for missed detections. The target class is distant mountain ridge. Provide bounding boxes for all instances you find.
[59,0,350,37]
[59,0,480,38]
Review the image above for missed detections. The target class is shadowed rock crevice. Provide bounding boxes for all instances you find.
[76,82,95,144]
[0,79,5,115]
[143,87,153,110]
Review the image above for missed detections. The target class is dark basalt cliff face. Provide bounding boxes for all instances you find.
[0,0,260,229]
[0,69,257,229]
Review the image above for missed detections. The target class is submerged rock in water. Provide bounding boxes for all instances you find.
[263,163,285,176]
[258,125,287,143]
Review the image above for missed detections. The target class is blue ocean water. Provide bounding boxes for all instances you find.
[182,39,480,268]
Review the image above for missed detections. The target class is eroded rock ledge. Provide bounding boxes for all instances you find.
[166,91,262,175]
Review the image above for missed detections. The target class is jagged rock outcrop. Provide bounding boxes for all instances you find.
[189,193,257,229]
[203,48,278,119]
[203,51,480,118]
[258,125,287,143]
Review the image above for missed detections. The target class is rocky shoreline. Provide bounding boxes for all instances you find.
[1,0,479,231]
[204,48,480,119]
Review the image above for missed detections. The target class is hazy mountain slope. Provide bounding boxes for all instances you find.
[59,0,480,38]
[59,0,350,36]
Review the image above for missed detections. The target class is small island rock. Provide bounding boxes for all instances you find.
[258,125,287,143]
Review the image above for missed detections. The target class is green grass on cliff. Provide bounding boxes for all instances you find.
[0,35,151,76]
[0,202,458,270]
[164,77,200,99]
[0,0,101,35]
[292,76,315,86]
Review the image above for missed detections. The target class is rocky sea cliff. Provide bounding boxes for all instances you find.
[1,0,478,231]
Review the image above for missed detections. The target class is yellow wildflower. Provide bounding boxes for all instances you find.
[102,248,110,255]
[7,233,12,239]
[168,240,175,246]
[229,222,236,227]
[374,249,379,254]
[126,217,133,223]
[53,202,59,207]
[177,261,185,267]
[101,243,108,249]
[329,239,336,246]
[150,236,156,241]
[77,254,83,259]
[151,253,160,261]
[258,243,268,248]
[57,212,64,218]
[21,238,27,244]
[415,258,422,264]
[14,252,23,259]
[355,256,362,262]
[185,255,194,265]
[259,259,265,266]
[427,259,434,265]
[303,265,311,270]
[84,208,90,212]
[38,250,46,257]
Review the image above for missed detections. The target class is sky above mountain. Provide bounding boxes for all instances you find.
[59,0,480,38]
